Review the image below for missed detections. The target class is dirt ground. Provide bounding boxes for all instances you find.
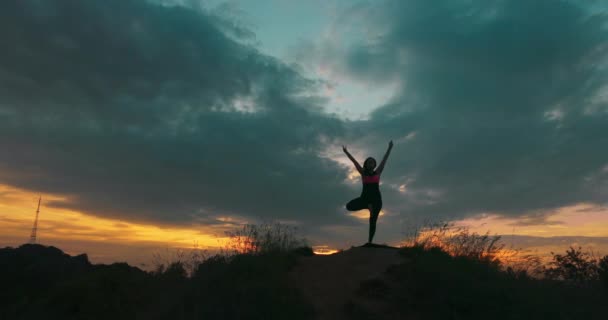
[289,245,405,320]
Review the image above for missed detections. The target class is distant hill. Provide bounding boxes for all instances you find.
[1,243,607,320]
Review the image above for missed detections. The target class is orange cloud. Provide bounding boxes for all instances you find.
[451,203,608,237]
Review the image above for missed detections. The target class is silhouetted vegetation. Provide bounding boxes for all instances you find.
[353,244,608,320]
[223,221,309,255]
[543,246,608,289]
[404,221,504,259]
[402,220,544,276]
[0,223,315,320]
[600,255,608,289]
[2,221,607,320]
[151,244,210,277]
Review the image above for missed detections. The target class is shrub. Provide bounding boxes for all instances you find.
[402,220,503,263]
[187,250,314,319]
[543,246,599,286]
[151,244,209,277]
[359,245,608,319]
[401,220,547,277]
[223,221,308,255]
[599,255,608,289]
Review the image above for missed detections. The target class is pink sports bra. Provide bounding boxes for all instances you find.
[362,174,380,184]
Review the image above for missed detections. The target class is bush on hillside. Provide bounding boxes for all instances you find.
[354,245,608,320]
[1,243,315,320]
[402,220,545,276]
[224,221,309,255]
[404,221,503,260]
[543,246,606,287]
[151,243,210,277]
[599,255,608,289]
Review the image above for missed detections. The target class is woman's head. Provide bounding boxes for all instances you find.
[363,157,377,174]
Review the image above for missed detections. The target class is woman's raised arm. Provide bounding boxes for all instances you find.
[343,145,363,174]
[376,140,393,175]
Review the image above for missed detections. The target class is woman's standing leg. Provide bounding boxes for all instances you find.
[368,200,382,243]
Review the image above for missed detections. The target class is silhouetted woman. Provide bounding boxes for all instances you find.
[343,140,393,244]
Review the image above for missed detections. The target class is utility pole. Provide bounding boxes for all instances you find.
[29,196,41,244]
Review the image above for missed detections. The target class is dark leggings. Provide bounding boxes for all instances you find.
[346,195,382,243]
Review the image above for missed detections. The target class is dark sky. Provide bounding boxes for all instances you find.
[1,0,608,246]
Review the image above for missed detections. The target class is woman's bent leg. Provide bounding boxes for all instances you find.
[346,197,368,211]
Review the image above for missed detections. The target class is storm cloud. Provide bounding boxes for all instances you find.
[1,0,608,244]
[295,0,608,225]
[0,0,355,228]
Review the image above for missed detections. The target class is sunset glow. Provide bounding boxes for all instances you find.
[312,245,340,255]
[0,184,230,266]
[452,204,608,238]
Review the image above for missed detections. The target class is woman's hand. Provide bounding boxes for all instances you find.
[388,140,393,148]
[342,145,348,154]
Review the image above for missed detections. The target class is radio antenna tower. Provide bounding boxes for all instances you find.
[29,196,41,244]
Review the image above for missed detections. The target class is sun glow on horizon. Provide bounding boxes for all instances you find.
[0,184,231,254]
[312,245,340,255]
